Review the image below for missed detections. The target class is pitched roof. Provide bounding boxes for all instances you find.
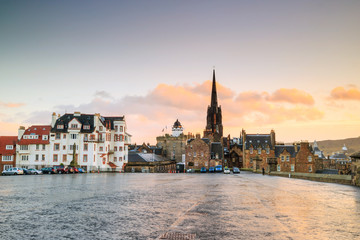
[52,114,97,133]
[245,134,272,150]
[0,136,17,155]
[128,153,167,163]
[275,145,297,158]
[350,151,360,158]
[18,125,51,145]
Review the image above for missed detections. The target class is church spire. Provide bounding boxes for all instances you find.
[211,69,218,107]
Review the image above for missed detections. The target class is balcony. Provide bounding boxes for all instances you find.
[84,138,105,143]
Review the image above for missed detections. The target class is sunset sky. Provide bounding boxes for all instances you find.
[1,0,360,144]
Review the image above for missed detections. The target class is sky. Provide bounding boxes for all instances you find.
[1,0,360,145]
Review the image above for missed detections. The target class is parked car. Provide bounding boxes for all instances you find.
[28,168,43,175]
[209,167,215,173]
[20,168,31,175]
[186,169,194,173]
[215,165,223,172]
[77,168,85,173]
[2,168,24,175]
[223,167,230,174]
[233,167,240,174]
[53,165,68,174]
[67,167,75,174]
[200,167,207,173]
[41,167,57,174]
[73,167,79,173]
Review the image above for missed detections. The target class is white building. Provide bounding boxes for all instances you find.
[16,112,131,172]
[16,125,51,169]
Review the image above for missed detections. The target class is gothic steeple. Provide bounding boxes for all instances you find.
[211,69,218,107]
[204,69,223,140]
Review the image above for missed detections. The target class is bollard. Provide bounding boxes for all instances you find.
[289,173,291,178]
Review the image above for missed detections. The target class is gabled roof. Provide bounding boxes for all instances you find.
[329,152,349,160]
[128,153,167,163]
[18,125,51,145]
[51,114,96,133]
[275,145,297,158]
[0,136,17,155]
[245,134,272,149]
[104,116,125,130]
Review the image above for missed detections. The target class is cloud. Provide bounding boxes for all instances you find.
[330,86,360,101]
[0,102,25,108]
[14,81,323,144]
[266,88,314,105]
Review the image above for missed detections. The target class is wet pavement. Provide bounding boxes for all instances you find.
[0,172,360,240]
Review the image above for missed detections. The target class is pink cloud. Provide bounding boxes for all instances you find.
[330,86,360,100]
[0,102,25,108]
[266,88,314,105]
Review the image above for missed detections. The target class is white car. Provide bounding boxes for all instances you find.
[2,168,24,175]
[28,168,43,175]
[223,167,230,174]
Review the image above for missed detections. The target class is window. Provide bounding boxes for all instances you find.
[35,154,39,161]
[4,165,12,170]
[20,145,28,150]
[291,164,295,172]
[99,126,103,131]
[84,144,88,151]
[188,152,191,157]
[63,134,66,139]
[281,156,285,162]
[2,156,13,161]
[56,133,61,139]
[266,148,270,154]
[71,124,78,129]
[119,147,123,152]
[69,145,78,151]
[277,165,281,172]
[21,155,29,161]
[114,157,117,162]
[42,154,45,161]
[193,152,197,157]
[6,145,13,150]
[63,145,66,150]
[42,135,48,140]
[54,144,60,151]
[216,153,219,159]
[250,147,253,154]
[309,165,312,172]
[115,126,118,132]
[36,144,39,150]
[57,125,64,129]
[53,154,58,162]
[99,146,103,152]
[84,134,88,141]
[195,162,198,166]
[90,135,95,140]
[119,135,124,141]
[286,156,290,162]
[84,125,90,130]
[308,156,312,162]
[258,148,261,154]
[42,144,46,150]
[63,155,67,162]
[114,146,117,151]
[70,134,77,139]
[119,157,122,161]
[83,155,88,162]
[201,152,204,157]
[120,126,123,132]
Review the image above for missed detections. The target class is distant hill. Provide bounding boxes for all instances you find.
[314,137,360,157]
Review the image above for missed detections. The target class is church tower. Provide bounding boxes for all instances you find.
[203,69,223,140]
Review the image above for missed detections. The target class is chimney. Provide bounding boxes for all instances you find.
[51,112,57,128]
[74,111,81,117]
[270,129,276,147]
[18,126,25,140]
[196,133,201,139]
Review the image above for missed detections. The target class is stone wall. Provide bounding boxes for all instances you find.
[156,134,187,163]
[185,138,210,170]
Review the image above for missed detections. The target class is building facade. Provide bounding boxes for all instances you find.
[185,136,210,170]
[0,136,17,172]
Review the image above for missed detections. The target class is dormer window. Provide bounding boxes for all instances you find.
[57,125,64,129]
[250,147,253,154]
[42,135,48,140]
[6,145,13,150]
[84,125,90,130]
[99,126,103,131]
[70,124,78,129]
[257,147,261,154]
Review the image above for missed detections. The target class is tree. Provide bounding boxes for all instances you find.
[69,143,78,167]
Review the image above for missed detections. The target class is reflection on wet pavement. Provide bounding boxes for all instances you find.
[0,172,359,239]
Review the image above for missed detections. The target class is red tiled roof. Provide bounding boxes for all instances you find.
[0,136,17,155]
[18,125,51,145]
